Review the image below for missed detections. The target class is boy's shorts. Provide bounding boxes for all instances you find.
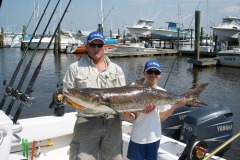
[127,140,160,160]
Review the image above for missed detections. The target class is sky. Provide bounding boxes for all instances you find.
[0,0,240,37]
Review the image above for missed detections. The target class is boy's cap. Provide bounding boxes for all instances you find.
[87,31,105,44]
[144,59,162,72]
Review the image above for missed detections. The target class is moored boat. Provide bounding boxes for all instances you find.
[10,35,32,48]
[150,22,191,40]
[115,43,145,53]
[217,48,240,67]
[211,16,240,44]
[22,36,55,50]
[125,18,155,37]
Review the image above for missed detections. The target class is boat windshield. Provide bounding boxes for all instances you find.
[222,18,240,25]
[137,19,154,27]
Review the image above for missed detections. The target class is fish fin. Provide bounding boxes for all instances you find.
[184,83,208,107]
[102,102,121,114]
[66,97,85,110]
[127,78,145,87]
[184,83,208,99]
[187,98,207,107]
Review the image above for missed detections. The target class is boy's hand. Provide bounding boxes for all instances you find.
[174,98,187,108]
[141,103,156,114]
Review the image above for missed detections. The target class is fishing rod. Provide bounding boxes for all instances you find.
[5,0,61,115]
[0,0,51,110]
[164,1,202,89]
[13,0,73,124]
[163,53,180,89]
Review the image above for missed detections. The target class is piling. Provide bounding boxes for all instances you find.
[98,24,103,33]
[200,27,203,46]
[213,31,218,52]
[110,29,112,38]
[187,10,218,67]
[177,28,180,50]
[58,26,61,53]
[194,10,200,60]
[0,27,3,48]
[21,25,27,50]
[190,29,193,49]
[117,29,120,39]
[54,27,60,54]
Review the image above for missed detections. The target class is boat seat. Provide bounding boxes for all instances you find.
[9,154,27,160]
[0,111,13,160]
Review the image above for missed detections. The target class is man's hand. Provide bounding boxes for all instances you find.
[120,112,136,120]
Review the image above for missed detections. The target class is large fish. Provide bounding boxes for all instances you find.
[64,78,208,113]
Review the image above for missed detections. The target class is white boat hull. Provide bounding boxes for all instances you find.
[116,43,145,53]
[22,35,81,50]
[217,49,240,67]
[126,27,151,36]
[22,37,55,50]
[212,28,240,43]
[150,28,191,40]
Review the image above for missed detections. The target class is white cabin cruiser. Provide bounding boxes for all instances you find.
[211,16,240,44]
[126,19,155,37]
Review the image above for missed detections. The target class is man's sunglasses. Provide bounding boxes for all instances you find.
[146,69,161,75]
[88,43,104,48]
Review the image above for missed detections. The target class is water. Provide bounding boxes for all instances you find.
[0,48,239,159]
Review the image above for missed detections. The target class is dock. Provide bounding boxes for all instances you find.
[105,48,220,67]
[179,50,217,57]
[106,48,178,58]
[187,58,219,67]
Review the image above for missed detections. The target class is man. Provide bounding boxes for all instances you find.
[63,31,126,160]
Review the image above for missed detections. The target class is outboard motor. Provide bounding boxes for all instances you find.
[179,103,233,157]
[162,105,191,140]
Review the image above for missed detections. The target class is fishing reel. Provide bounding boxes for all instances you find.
[19,93,36,106]
[3,80,13,96]
[49,84,65,116]
[188,141,208,160]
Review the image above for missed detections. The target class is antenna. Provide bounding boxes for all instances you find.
[207,0,209,35]
[101,0,104,28]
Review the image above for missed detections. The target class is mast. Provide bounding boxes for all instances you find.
[101,0,104,28]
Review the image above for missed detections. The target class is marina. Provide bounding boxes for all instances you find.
[0,0,240,159]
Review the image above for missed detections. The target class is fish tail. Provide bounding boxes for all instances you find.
[184,83,208,107]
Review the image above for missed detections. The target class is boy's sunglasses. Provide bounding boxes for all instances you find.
[88,43,104,48]
[146,69,161,75]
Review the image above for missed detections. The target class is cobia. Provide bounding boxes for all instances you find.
[64,78,208,113]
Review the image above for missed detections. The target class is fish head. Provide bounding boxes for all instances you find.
[64,88,105,110]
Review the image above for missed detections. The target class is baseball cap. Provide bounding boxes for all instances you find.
[144,59,162,72]
[87,31,105,44]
